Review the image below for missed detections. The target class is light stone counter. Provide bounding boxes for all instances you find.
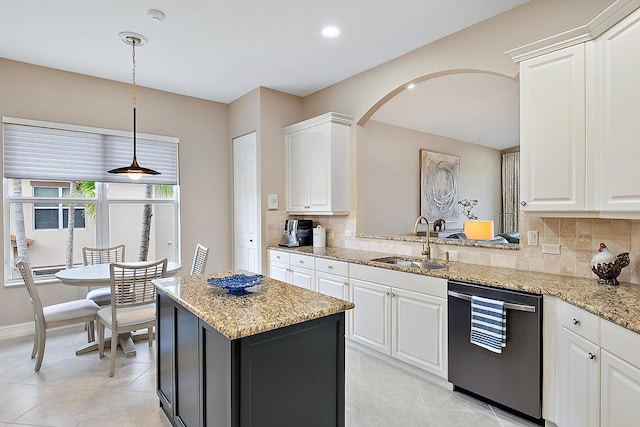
[153,272,354,340]
[269,246,640,335]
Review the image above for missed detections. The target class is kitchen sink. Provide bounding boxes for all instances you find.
[370,257,447,270]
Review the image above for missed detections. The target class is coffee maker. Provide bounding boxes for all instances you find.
[279,219,313,247]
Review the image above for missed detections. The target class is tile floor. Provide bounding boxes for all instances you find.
[0,326,539,427]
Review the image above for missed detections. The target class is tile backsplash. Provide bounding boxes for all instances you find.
[266,210,639,285]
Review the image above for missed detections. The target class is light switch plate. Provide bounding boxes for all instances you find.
[527,231,539,246]
[267,194,278,210]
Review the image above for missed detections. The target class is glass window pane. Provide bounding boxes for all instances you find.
[107,182,176,200]
[62,208,86,229]
[109,203,176,262]
[8,202,97,279]
[34,187,59,198]
[34,209,59,229]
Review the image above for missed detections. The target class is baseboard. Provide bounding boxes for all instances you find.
[0,321,34,340]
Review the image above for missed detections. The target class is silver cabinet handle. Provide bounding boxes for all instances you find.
[328,265,334,269]
[385,291,390,296]
[588,353,596,360]
[344,282,348,287]
[521,201,527,206]
[447,290,536,313]
[572,318,580,325]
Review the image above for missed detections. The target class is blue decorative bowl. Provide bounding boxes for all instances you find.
[207,274,265,294]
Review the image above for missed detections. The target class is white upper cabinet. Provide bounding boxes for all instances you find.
[519,44,590,213]
[284,112,353,215]
[596,8,640,215]
[509,4,640,218]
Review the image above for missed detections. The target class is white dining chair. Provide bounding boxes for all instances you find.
[15,257,100,372]
[97,258,167,376]
[83,244,126,306]
[191,243,209,275]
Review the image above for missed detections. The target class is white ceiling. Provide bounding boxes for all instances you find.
[0,0,526,148]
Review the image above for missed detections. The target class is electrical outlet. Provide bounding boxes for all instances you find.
[448,250,458,262]
[542,244,561,255]
[345,230,353,237]
[527,231,539,246]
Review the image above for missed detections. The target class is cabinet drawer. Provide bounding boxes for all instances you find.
[558,300,599,344]
[316,258,348,276]
[601,320,640,370]
[268,250,289,264]
[290,253,315,269]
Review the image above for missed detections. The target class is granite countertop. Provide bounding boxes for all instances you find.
[153,272,354,340]
[269,246,640,335]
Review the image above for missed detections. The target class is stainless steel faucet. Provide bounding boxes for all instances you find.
[413,216,431,259]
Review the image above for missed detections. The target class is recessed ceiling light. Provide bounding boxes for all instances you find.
[148,9,165,23]
[407,83,416,90]
[321,26,341,38]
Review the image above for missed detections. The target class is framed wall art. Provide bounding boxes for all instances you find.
[420,150,460,224]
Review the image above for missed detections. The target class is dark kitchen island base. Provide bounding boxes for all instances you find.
[156,289,347,427]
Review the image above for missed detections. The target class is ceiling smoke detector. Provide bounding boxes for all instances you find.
[147,9,165,23]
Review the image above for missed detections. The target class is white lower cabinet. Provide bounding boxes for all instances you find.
[391,287,446,374]
[554,299,640,427]
[348,263,447,378]
[558,327,600,427]
[268,249,315,290]
[349,278,391,354]
[600,350,640,426]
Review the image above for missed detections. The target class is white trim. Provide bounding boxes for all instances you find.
[0,321,34,340]
[0,322,85,340]
[2,116,179,144]
[506,0,640,62]
[283,112,353,134]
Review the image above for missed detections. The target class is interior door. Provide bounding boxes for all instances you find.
[233,132,259,273]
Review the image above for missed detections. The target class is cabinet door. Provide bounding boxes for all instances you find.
[289,265,314,290]
[156,291,175,417]
[601,350,640,427]
[307,122,331,212]
[269,261,290,283]
[597,9,640,214]
[391,288,447,378]
[558,327,600,427]
[520,44,587,212]
[285,130,310,212]
[316,271,348,300]
[175,305,201,427]
[349,278,391,354]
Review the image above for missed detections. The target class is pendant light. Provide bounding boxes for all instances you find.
[108,32,160,180]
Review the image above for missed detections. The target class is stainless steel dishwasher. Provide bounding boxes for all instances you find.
[447,280,543,424]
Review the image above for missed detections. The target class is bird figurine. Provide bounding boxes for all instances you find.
[591,242,630,285]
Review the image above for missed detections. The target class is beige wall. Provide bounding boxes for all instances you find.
[359,120,501,236]
[229,87,303,273]
[0,58,230,327]
[267,0,637,284]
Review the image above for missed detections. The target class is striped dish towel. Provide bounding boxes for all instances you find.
[470,295,507,353]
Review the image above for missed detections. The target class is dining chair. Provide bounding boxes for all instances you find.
[15,257,100,372]
[97,258,167,376]
[83,244,125,341]
[191,243,209,275]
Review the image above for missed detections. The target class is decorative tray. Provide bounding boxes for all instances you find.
[207,274,265,294]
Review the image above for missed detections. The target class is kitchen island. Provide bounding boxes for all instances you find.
[153,272,354,427]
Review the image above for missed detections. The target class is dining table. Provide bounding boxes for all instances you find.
[55,260,182,357]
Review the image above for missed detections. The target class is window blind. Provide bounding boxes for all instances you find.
[2,118,178,185]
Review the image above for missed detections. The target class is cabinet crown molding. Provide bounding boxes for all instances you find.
[506,0,640,62]
[284,112,353,134]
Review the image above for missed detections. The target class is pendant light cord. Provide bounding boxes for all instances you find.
[131,37,138,163]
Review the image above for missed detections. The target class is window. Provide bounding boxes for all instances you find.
[33,186,86,230]
[3,118,179,283]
